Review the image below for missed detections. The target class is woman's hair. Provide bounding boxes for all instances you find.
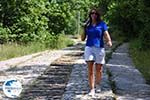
[89,8,101,25]
[84,7,102,30]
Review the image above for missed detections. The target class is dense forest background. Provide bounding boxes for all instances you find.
[0,0,149,50]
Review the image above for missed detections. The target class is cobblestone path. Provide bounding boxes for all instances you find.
[19,42,117,100]
[20,44,84,100]
[0,43,83,100]
[0,42,149,100]
[106,43,150,100]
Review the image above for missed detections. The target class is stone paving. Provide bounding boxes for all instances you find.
[0,41,116,100]
[61,42,119,100]
[19,44,84,100]
[0,43,83,99]
[61,59,115,100]
[0,42,150,100]
[106,43,150,100]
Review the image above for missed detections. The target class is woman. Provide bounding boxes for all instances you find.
[81,8,112,97]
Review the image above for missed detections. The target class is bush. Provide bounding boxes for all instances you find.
[0,24,10,43]
[139,26,150,50]
[0,0,99,44]
[44,33,74,49]
[129,39,150,84]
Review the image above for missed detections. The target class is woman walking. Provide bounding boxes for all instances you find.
[81,8,112,97]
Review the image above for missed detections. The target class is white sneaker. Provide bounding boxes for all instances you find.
[88,89,95,97]
[96,85,101,93]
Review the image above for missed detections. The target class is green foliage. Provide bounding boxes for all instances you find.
[129,39,150,84]
[0,0,149,50]
[0,42,46,61]
[0,23,10,43]
[103,0,150,50]
[0,35,74,61]
[0,0,49,43]
[44,34,74,49]
[139,23,150,50]
[0,0,98,44]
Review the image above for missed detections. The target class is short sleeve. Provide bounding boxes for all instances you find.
[103,22,108,32]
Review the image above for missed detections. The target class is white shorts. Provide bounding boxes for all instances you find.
[84,46,105,64]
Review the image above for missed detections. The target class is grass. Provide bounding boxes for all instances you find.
[0,35,74,61]
[0,42,44,61]
[129,40,150,84]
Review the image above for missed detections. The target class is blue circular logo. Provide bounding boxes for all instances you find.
[2,79,22,98]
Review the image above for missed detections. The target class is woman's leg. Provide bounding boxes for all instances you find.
[87,61,95,89]
[95,63,103,85]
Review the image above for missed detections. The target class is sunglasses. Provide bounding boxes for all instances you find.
[90,12,98,15]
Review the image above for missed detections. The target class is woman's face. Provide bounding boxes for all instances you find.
[90,10,97,21]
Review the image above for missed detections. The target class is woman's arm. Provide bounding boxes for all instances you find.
[81,19,90,41]
[81,32,86,41]
[81,27,86,41]
[104,31,112,47]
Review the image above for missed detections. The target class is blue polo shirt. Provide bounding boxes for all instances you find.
[85,21,108,48]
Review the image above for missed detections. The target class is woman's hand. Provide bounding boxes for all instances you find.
[80,27,86,41]
[104,31,112,47]
[107,41,112,47]
[81,31,86,41]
